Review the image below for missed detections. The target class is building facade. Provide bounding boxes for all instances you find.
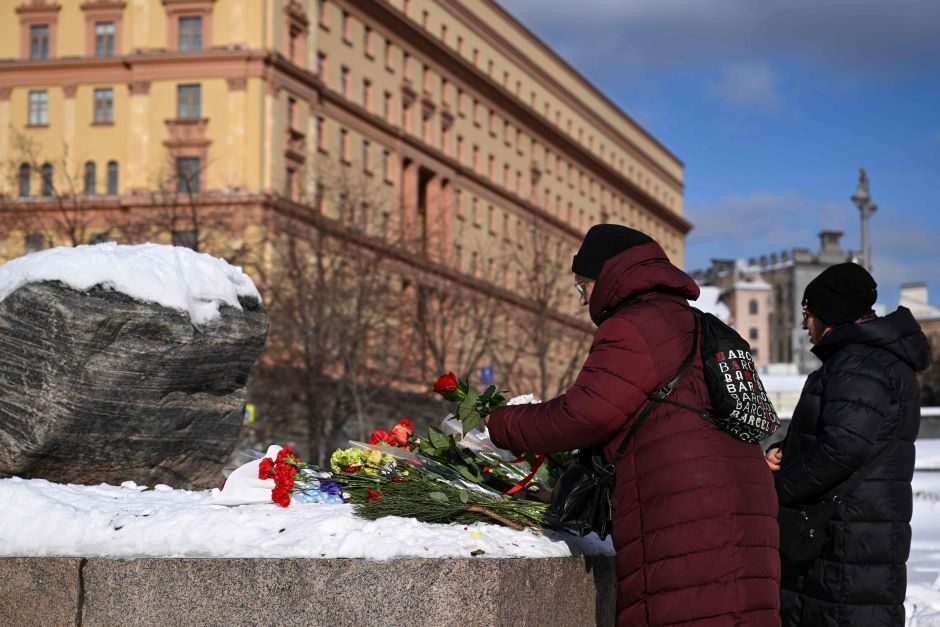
[0,0,689,390]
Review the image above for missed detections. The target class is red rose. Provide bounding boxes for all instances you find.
[387,424,412,448]
[369,430,390,446]
[367,488,384,504]
[342,465,362,473]
[272,485,291,507]
[258,458,274,479]
[433,372,459,396]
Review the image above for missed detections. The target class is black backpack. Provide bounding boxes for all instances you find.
[605,297,781,444]
[685,308,781,443]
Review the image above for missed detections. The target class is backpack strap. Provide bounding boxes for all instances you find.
[613,309,700,458]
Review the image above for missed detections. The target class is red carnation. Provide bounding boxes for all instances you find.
[367,488,384,504]
[258,458,274,479]
[276,446,295,463]
[273,463,296,489]
[272,485,291,507]
[342,465,362,473]
[397,418,414,432]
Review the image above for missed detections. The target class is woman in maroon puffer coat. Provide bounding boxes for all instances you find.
[487,225,780,626]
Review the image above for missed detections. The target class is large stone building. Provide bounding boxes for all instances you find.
[0,0,688,399]
[692,231,858,374]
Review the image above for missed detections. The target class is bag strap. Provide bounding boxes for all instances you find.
[818,438,899,503]
[613,309,700,458]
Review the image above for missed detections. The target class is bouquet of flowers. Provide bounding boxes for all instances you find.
[234,372,558,531]
[258,446,344,507]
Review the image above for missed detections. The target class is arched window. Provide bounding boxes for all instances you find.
[107,160,119,195]
[18,163,30,197]
[84,161,97,195]
[749,299,758,315]
[40,163,53,196]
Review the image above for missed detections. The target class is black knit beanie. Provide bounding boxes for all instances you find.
[802,262,877,326]
[571,224,653,280]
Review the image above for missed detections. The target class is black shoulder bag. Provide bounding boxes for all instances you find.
[778,439,898,564]
[545,312,700,539]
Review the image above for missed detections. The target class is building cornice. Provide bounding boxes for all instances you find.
[339,0,689,233]
[470,0,683,169]
[343,0,683,189]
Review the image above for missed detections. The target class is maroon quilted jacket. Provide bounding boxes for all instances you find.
[488,242,780,626]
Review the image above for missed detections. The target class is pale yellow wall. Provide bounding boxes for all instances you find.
[0,0,684,270]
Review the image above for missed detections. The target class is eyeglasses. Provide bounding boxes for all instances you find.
[574,282,588,298]
[801,308,812,325]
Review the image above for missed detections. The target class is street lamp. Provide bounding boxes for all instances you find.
[851,168,877,271]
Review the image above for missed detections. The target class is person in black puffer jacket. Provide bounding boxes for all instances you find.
[765,263,930,626]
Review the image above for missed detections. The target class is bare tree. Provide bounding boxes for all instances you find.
[504,220,590,400]
[253,162,419,463]
[1,131,105,248]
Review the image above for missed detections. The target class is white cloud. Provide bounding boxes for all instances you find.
[707,62,782,112]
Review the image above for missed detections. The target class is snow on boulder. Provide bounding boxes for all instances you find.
[0,244,268,489]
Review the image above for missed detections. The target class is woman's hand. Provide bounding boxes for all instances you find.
[765,447,782,473]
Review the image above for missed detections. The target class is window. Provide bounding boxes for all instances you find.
[30,25,49,60]
[95,22,115,57]
[364,26,374,57]
[339,128,349,162]
[316,116,326,151]
[340,66,349,97]
[384,39,394,71]
[316,52,326,78]
[106,160,119,194]
[18,164,30,197]
[177,84,201,119]
[362,139,371,173]
[94,88,113,123]
[176,157,201,193]
[317,0,327,28]
[749,328,759,341]
[28,90,48,126]
[41,163,53,196]
[285,168,297,200]
[383,149,392,182]
[26,234,46,254]
[172,229,199,250]
[749,299,759,315]
[384,91,392,122]
[178,17,202,52]
[341,11,350,43]
[363,79,372,111]
[287,97,297,130]
[84,161,96,195]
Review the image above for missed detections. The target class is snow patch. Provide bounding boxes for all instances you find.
[0,243,260,326]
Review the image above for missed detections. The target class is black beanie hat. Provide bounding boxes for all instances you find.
[802,262,877,326]
[571,224,653,280]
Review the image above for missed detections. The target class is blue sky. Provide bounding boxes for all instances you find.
[500,0,940,307]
